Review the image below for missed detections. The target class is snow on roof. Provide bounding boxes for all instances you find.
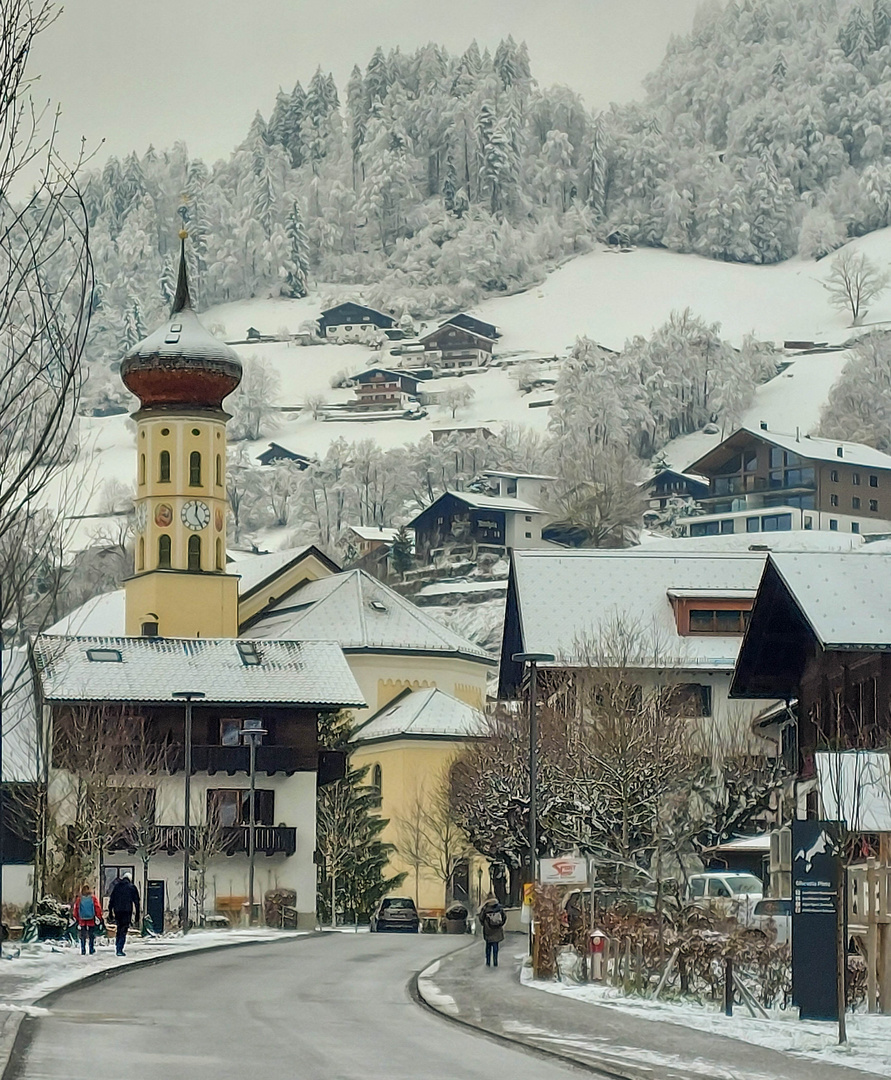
[420,324,495,345]
[707,833,772,854]
[347,526,400,542]
[816,752,891,832]
[768,552,891,649]
[2,648,38,782]
[639,530,865,554]
[424,490,547,516]
[32,635,365,708]
[352,687,487,743]
[510,550,768,670]
[228,546,335,599]
[740,425,891,471]
[245,569,494,663]
[48,590,127,636]
[482,470,557,481]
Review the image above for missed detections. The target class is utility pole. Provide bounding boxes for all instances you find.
[172,691,205,935]
[242,719,267,926]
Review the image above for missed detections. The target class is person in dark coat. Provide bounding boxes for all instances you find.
[73,884,103,955]
[108,872,141,956]
[478,892,505,967]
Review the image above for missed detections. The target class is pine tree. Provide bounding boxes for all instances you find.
[389,525,413,580]
[316,711,405,924]
[285,201,310,298]
[874,0,891,47]
[365,46,390,110]
[588,113,608,222]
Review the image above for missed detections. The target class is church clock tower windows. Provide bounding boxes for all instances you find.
[121,233,242,638]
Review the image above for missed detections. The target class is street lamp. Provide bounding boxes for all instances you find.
[511,653,555,892]
[242,718,267,927]
[172,690,205,935]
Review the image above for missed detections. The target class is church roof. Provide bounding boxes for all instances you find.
[244,569,494,663]
[352,687,487,743]
[32,634,365,708]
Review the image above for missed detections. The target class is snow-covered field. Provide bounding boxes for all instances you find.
[523,969,891,1078]
[73,227,891,524]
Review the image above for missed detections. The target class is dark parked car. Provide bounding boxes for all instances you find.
[370,897,420,933]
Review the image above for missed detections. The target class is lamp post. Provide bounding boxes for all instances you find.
[242,719,267,927]
[511,652,555,936]
[172,691,205,935]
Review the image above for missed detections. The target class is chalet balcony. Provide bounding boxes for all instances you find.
[171,745,312,776]
[705,474,815,500]
[146,825,297,857]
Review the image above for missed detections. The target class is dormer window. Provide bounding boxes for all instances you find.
[237,641,261,666]
[87,648,122,663]
[669,591,754,636]
[688,608,750,634]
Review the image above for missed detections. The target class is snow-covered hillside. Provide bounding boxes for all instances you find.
[77,226,891,521]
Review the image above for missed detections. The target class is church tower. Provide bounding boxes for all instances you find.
[122,235,241,638]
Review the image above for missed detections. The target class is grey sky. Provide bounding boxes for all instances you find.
[33,0,702,167]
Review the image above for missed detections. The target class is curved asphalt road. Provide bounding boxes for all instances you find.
[9,934,582,1080]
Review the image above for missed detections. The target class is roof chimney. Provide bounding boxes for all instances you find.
[760,421,768,431]
[795,426,800,441]
[837,446,844,458]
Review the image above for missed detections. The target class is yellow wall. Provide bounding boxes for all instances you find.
[346,652,490,723]
[237,552,336,629]
[125,570,239,638]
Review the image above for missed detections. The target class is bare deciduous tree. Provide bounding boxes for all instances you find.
[823,250,889,326]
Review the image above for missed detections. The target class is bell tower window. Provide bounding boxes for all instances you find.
[188,534,202,571]
[216,454,222,487]
[137,537,145,570]
[159,450,171,483]
[190,451,202,487]
[139,454,146,485]
[158,534,171,569]
[216,538,223,570]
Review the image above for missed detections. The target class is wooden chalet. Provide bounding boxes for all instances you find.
[256,443,315,468]
[444,313,500,340]
[350,368,421,412]
[317,302,395,342]
[420,323,495,369]
[641,469,709,512]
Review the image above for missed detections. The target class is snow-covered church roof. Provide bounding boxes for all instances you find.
[352,687,487,744]
[245,569,494,663]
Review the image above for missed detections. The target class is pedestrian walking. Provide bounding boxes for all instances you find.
[73,884,103,955]
[108,871,141,957]
[478,892,505,967]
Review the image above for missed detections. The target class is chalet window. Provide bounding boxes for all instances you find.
[688,609,750,634]
[691,520,721,537]
[831,470,839,482]
[141,620,158,637]
[668,684,712,718]
[746,517,759,533]
[830,519,838,531]
[870,499,879,512]
[158,534,171,568]
[159,450,171,483]
[830,494,839,507]
[853,473,861,485]
[189,451,201,486]
[220,719,242,746]
[720,519,734,534]
[853,497,861,510]
[804,516,813,529]
[525,532,532,538]
[208,788,274,827]
[852,522,860,533]
[870,475,879,487]
[188,535,201,571]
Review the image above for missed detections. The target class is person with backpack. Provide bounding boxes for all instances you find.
[108,872,141,956]
[478,892,505,967]
[73,884,103,955]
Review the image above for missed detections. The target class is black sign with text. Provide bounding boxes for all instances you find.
[791,818,840,1021]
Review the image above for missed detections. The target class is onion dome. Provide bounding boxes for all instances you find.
[121,235,242,412]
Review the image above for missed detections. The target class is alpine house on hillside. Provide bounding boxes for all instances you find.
[316,302,395,342]
[499,549,781,754]
[676,424,891,538]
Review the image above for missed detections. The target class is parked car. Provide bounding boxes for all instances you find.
[369,897,420,933]
[686,872,763,926]
[751,897,792,944]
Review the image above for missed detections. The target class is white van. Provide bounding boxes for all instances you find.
[686,871,763,926]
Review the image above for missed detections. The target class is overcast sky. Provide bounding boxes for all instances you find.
[32,0,702,167]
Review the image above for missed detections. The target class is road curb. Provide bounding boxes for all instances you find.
[411,947,672,1080]
[1,931,319,1079]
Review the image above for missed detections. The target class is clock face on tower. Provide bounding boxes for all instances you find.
[181,500,211,531]
[134,502,147,533]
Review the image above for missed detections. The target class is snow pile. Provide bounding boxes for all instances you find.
[523,970,891,1078]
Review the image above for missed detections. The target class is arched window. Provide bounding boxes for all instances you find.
[158,534,171,569]
[215,538,223,571]
[159,450,170,483]
[139,454,146,485]
[371,764,382,805]
[188,534,201,571]
[137,537,145,570]
[215,454,222,487]
[189,451,201,486]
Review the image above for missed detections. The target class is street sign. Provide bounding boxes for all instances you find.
[539,855,589,885]
[791,819,840,1021]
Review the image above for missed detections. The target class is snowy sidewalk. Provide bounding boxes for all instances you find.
[0,928,306,1076]
[415,937,879,1080]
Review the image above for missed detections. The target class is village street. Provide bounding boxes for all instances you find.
[6,934,582,1080]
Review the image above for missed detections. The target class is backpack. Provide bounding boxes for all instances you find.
[79,895,95,921]
[486,907,504,927]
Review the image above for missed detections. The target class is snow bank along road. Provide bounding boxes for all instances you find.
[6,933,583,1080]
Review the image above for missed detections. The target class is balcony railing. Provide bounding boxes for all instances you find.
[145,825,297,857]
[169,745,312,775]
